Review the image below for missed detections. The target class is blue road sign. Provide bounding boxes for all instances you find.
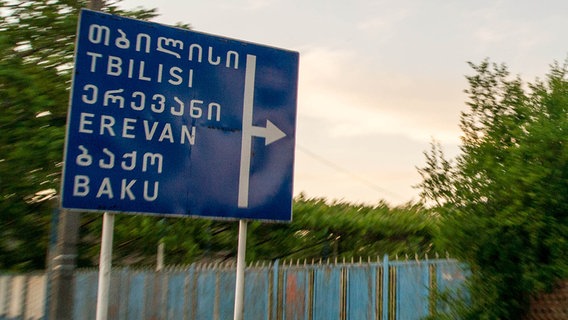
[61,9,299,222]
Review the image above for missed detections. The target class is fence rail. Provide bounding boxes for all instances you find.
[0,256,467,320]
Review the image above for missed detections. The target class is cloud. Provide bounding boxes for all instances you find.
[356,6,410,33]
[298,46,463,145]
[467,2,549,53]
[243,0,276,11]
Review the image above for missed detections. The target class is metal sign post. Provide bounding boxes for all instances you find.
[233,220,248,320]
[95,212,114,320]
[61,10,298,318]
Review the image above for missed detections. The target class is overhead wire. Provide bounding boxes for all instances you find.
[295,144,405,202]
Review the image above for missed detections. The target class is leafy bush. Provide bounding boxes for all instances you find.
[417,60,568,319]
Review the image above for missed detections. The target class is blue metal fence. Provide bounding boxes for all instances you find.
[0,256,467,320]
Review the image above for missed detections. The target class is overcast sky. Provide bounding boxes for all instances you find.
[119,0,568,205]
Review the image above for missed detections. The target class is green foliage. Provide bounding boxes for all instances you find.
[249,196,436,262]
[93,196,437,267]
[417,59,568,319]
[0,0,156,271]
[0,0,435,272]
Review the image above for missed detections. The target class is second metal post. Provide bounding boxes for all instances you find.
[233,219,248,320]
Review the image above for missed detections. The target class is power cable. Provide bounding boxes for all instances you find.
[295,144,405,201]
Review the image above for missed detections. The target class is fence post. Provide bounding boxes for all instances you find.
[382,255,389,320]
[271,259,279,320]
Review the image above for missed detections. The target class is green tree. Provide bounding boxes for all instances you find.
[1,0,436,271]
[138,196,436,267]
[0,0,156,271]
[76,196,436,268]
[417,60,568,319]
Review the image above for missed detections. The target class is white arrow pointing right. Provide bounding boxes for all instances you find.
[238,54,287,208]
[250,119,287,146]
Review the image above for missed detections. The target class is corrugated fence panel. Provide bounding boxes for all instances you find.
[2,258,468,320]
[346,264,378,320]
[282,266,310,320]
[436,260,469,315]
[126,271,146,320]
[115,269,130,320]
[244,268,269,320]
[313,265,342,320]
[395,261,430,320]
[107,269,122,319]
[271,261,280,320]
[217,268,236,320]
[437,260,468,293]
[196,267,216,319]
[166,271,187,320]
[151,272,167,319]
[73,271,98,320]
[186,267,196,319]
